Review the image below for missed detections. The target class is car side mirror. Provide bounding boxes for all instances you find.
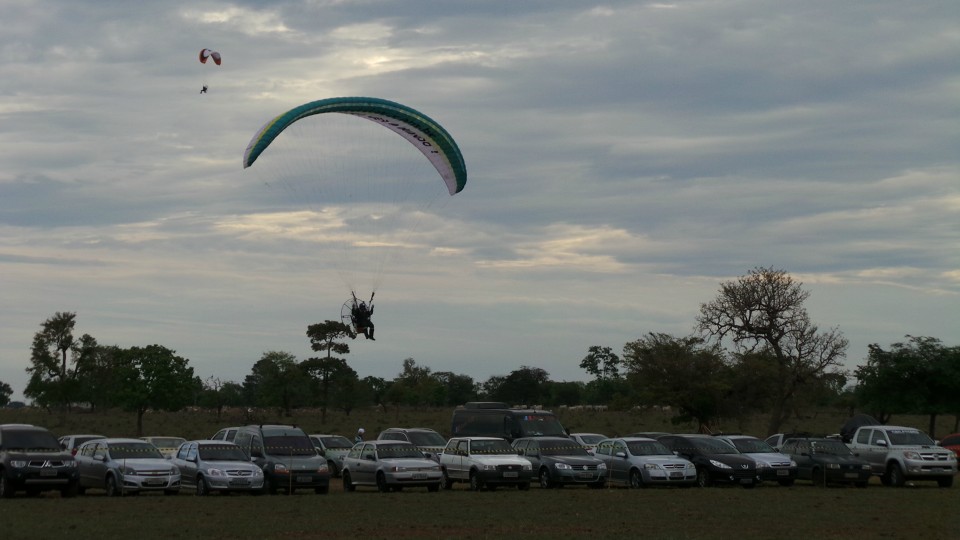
[876,440,887,447]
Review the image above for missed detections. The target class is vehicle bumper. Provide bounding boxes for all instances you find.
[758,467,798,482]
[4,467,79,490]
[644,469,697,484]
[477,469,534,484]
[553,469,608,484]
[901,462,957,479]
[711,470,757,486]
[825,468,872,484]
[385,470,444,486]
[266,471,330,489]
[206,476,266,491]
[122,474,180,491]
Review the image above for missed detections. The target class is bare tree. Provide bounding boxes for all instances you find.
[696,267,848,435]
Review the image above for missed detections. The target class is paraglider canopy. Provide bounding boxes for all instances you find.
[199,48,222,65]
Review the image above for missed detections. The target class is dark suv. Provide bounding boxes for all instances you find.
[0,424,80,498]
[377,428,447,462]
[658,434,758,488]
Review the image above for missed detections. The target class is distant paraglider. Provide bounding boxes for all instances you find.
[198,48,221,93]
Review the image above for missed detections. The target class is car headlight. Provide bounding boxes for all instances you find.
[685,462,696,469]
[207,468,225,477]
[755,462,767,469]
[522,463,532,471]
[597,463,607,470]
[273,463,289,474]
[903,451,921,460]
[318,463,328,473]
[861,464,872,470]
[827,463,841,469]
[643,463,660,470]
[709,460,731,469]
[66,461,78,468]
[789,461,798,467]
[9,460,27,468]
[122,467,138,475]
[554,463,572,470]
[252,468,263,477]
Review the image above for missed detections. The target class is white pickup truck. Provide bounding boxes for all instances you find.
[846,425,957,487]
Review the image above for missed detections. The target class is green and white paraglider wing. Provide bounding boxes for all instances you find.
[243,97,467,195]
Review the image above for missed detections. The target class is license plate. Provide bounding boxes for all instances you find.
[297,475,313,483]
[777,469,789,476]
[40,469,58,477]
[502,471,518,478]
[844,473,858,479]
[144,479,165,486]
[577,472,593,479]
[670,472,682,478]
[230,479,250,486]
[412,473,427,480]
[740,479,753,484]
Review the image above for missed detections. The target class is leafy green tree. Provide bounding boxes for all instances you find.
[856,336,960,437]
[431,371,476,406]
[489,366,550,406]
[389,358,442,408]
[696,267,848,435]
[199,377,245,421]
[305,320,355,422]
[623,333,730,432]
[24,312,80,409]
[580,346,622,381]
[361,376,389,408]
[244,351,310,417]
[0,381,12,406]
[114,345,196,436]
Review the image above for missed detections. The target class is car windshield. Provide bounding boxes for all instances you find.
[264,435,316,456]
[320,436,352,449]
[377,444,425,459]
[577,435,605,445]
[149,438,186,448]
[2,430,60,451]
[110,442,163,459]
[517,415,566,437]
[540,441,590,456]
[691,438,739,454]
[627,441,673,456]
[471,440,517,455]
[810,440,853,456]
[887,430,936,446]
[407,431,447,447]
[199,444,248,461]
[729,438,776,454]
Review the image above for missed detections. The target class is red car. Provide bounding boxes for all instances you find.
[940,433,960,454]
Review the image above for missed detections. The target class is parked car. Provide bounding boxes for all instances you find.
[594,437,696,488]
[780,437,872,487]
[713,435,798,486]
[658,434,758,488]
[75,438,180,496]
[513,436,607,488]
[624,431,672,440]
[451,402,567,443]
[377,428,447,462]
[170,440,265,495]
[58,434,106,456]
[847,425,956,487]
[141,436,187,458]
[310,434,354,477]
[341,440,442,493]
[0,424,79,498]
[232,425,329,494]
[569,433,606,455]
[439,436,533,491]
[764,432,814,451]
[939,433,960,454]
[211,427,241,443]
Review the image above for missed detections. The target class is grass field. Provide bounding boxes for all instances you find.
[0,407,957,539]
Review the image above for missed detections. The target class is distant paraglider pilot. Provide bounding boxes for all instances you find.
[200,85,208,94]
[351,292,375,340]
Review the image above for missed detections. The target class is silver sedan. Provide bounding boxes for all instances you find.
[341,441,442,492]
[171,440,265,495]
[75,438,181,496]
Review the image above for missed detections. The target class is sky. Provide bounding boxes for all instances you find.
[1,0,958,401]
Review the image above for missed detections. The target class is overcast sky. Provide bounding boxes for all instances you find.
[1,1,958,401]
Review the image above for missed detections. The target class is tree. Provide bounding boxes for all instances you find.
[305,320,355,423]
[488,366,550,406]
[580,345,622,381]
[244,351,310,416]
[199,377,245,421]
[855,336,960,437]
[114,345,196,436]
[0,380,12,406]
[695,267,848,435]
[24,312,79,409]
[431,371,476,406]
[623,333,730,431]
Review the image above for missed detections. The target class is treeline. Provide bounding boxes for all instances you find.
[10,268,960,437]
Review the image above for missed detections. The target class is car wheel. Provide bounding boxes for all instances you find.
[696,468,711,488]
[0,475,14,499]
[376,472,389,493]
[887,464,905,487]
[105,475,121,497]
[539,468,553,489]
[811,468,825,488]
[629,469,644,489]
[937,476,953,488]
[342,471,355,492]
[196,476,210,496]
[469,471,482,491]
[440,470,453,490]
[427,482,440,492]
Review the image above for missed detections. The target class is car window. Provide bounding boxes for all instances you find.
[871,431,888,445]
[408,431,446,447]
[856,429,872,444]
[378,443,424,459]
[542,440,589,456]
[361,444,376,460]
[185,443,199,461]
[347,445,362,459]
[200,444,247,461]
[176,444,190,460]
[595,440,613,456]
[780,441,796,454]
[612,441,627,455]
[729,438,776,454]
[764,435,781,447]
[321,436,353,449]
[93,443,107,459]
[886,430,934,446]
[513,440,529,452]
[109,442,164,460]
[457,440,470,454]
[627,441,672,456]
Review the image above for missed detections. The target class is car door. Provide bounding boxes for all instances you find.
[91,442,111,486]
[785,441,811,480]
[178,443,199,488]
[593,439,615,482]
[354,443,377,485]
[522,440,543,472]
[609,439,631,482]
[77,442,99,487]
[450,440,470,480]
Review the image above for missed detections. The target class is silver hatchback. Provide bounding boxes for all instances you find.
[75,438,181,496]
[171,440,265,495]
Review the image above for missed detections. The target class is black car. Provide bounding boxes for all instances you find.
[780,437,872,487]
[512,436,607,488]
[657,434,758,488]
[0,424,80,498]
